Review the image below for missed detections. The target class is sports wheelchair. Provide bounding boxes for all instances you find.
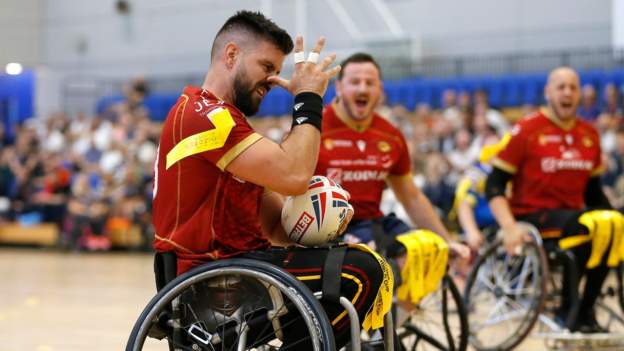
[126,239,469,351]
[126,252,395,351]
[463,222,624,351]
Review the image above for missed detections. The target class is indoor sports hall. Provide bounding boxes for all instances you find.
[2,1,624,350]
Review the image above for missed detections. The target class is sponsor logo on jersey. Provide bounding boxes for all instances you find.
[289,211,315,243]
[540,157,593,173]
[539,134,562,145]
[323,139,354,150]
[341,170,388,182]
[377,141,391,152]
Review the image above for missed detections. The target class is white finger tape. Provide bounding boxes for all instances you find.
[294,51,305,64]
[306,52,320,64]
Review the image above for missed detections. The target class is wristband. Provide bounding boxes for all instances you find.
[291,92,323,132]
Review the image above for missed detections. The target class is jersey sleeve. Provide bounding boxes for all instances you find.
[166,103,262,171]
[390,134,412,176]
[492,123,527,174]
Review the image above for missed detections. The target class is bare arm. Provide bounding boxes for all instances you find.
[226,125,319,195]
[485,167,526,254]
[226,36,340,195]
[457,200,483,250]
[386,174,451,241]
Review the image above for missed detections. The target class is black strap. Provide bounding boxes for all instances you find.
[322,246,347,303]
[154,251,178,292]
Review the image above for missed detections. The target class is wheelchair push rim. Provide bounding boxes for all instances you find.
[126,258,335,351]
[464,234,549,351]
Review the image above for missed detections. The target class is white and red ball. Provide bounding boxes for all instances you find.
[281,175,354,246]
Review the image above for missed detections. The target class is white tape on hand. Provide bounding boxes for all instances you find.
[294,51,305,64]
[306,52,320,64]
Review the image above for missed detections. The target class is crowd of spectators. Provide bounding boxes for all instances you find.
[0,78,159,251]
[0,78,622,251]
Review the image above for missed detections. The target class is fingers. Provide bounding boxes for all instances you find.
[294,35,304,54]
[293,36,304,65]
[317,53,336,71]
[266,76,290,90]
[310,36,326,54]
[325,65,342,79]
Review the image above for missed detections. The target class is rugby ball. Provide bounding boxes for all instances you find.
[281,175,354,246]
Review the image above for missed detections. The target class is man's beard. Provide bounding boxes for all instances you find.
[233,67,269,116]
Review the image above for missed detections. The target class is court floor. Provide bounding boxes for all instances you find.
[0,247,552,350]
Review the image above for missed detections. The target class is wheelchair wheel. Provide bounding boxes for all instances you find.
[595,267,624,333]
[126,258,335,351]
[464,238,548,351]
[397,274,469,351]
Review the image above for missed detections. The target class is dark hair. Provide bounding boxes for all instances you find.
[211,11,293,59]
[338,52,381,80]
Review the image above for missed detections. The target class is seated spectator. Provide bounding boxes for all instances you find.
[578,84,601,122]
[474,89,508,134]
[441,89,463,131]
[602,83,623,118]
[603,127,624,211]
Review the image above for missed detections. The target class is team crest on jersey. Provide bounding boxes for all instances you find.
[356,140,366,152]
[582,136,593,148]
[377,141,391,153]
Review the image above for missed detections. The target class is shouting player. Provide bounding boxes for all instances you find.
[486,67,613,332]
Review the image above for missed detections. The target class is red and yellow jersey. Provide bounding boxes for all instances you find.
[315,102,411,220]
[492,108,602,215]
[152,86,269,274]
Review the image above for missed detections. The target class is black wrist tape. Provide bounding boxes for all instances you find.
[291,92,323,132]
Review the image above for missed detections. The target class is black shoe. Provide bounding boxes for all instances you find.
[571,314,608,333]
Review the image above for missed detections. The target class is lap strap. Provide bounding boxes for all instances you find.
[322,246,347,303]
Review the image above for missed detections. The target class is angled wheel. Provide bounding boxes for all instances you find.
[398,274,469,351]
[464,238,548,351]
[126,258,335,351]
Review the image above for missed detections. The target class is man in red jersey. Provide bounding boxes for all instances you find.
[486,67,613,332]
[152,11,388,348]
[316,53,470,259]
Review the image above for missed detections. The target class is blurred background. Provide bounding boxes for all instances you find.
[1,0,623,250]
[0,1,623,349]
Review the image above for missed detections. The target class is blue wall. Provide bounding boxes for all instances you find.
[0,69,34,137]
[96,68,624,120]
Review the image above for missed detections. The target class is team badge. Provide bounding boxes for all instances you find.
[356,140,366,152]
[377,141,391,152]
[582,136,593,148]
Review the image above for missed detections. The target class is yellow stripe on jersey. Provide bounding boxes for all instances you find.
[216,133,263,171]
[166,108,235,169]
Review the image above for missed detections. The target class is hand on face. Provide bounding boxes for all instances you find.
[267,36,341,97]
